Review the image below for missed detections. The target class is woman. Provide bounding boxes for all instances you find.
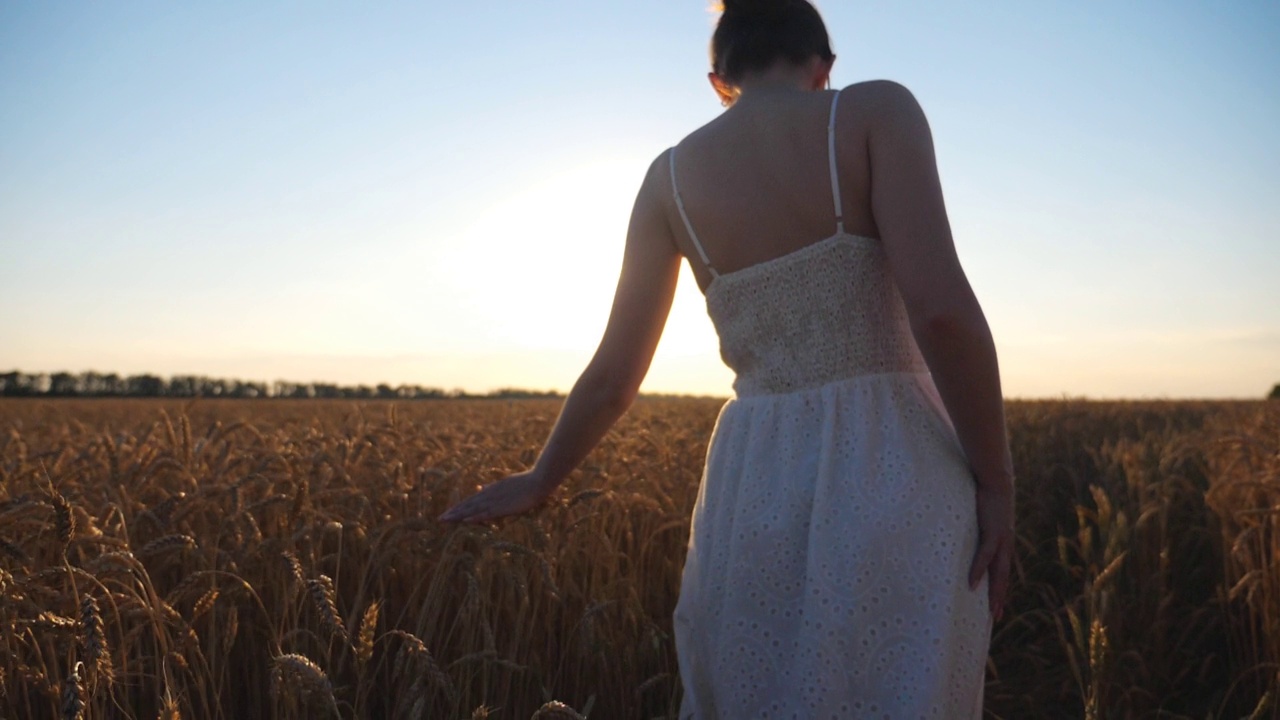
[440,0,1015,715]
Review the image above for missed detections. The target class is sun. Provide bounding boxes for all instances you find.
[438,153,732,395]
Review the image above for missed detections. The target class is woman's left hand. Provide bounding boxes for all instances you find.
[438,470,558,524]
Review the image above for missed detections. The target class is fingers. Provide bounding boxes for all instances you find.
[437,504,472,523]
[988,540,1012,622]
[968,535,1012,623]
[439,505,494,524]
[968,536,996,591]
[438,484,484,523]
[438,478,535,524]
[438,494,492,524]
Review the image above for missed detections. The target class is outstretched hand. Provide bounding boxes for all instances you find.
[438,470,558,524]
[968,481,1015,622]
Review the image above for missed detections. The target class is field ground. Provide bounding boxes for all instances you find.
[1,397,1277,719]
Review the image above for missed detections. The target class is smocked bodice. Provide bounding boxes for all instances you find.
[705,233,927,397]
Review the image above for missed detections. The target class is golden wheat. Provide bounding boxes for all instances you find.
[0,397,1275,718]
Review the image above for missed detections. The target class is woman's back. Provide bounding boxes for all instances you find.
[668,86,928,398]
[667,83,883,291]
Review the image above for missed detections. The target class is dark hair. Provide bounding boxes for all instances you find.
[711,0,834,83]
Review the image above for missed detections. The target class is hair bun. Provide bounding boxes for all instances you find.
[711,0,833,82]
[720,0,794,15]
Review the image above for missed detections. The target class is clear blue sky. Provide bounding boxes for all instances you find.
[2,1,1277,397]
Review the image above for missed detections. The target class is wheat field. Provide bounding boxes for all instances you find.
[0,397,1276,719]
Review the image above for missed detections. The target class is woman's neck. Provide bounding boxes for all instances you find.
[732,67,822,104]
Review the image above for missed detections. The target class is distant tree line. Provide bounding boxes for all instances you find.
[0,371,561,400]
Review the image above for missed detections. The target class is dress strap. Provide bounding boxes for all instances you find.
[669,147,718,277]
[827,89,845,235]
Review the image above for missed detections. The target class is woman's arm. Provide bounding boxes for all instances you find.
[862,81,1015,618]
[439,156,682,523]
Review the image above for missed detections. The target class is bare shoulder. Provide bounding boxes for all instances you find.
[646,148,672,181]
[839,80,932,149]
[840,79,919,105]
[839,80,927,123]
[629,149,681,233]
[628,151,681,253]
[638,149,673,204]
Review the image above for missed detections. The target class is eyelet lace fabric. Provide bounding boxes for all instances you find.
[706,234,926,399]
[673,234,990,718]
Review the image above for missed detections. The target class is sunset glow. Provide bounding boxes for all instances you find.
[2,2,1276,398]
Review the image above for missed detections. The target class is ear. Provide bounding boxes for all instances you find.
[708,72,737,107]
[809,55,836,91]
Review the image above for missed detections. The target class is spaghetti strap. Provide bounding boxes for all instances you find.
[669,147,719,277]
[827,89,845,235]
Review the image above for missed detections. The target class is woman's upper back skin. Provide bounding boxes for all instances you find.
[663,80,926,295]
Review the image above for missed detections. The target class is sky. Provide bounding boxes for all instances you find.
[1,1,1277,398]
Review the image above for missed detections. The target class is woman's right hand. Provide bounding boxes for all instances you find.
[437,470,558,524]
[968,480,1015,622]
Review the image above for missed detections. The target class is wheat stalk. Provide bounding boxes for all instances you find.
[280,551,305,594]
[191,589,219,620]
[355,600,379,670]
[306,575,348,645]
[138,534,196,558]
[49,490,75,551]
[157,690,182,720]
[60,661,84,720]
[387,629,456,702]
[531,700,586,720]
[269,654,338,717]
[79,595,113,685]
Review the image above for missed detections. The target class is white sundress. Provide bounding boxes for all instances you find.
[669,89,991,719]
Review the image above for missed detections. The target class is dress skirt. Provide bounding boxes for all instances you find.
[673,372,990,719]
